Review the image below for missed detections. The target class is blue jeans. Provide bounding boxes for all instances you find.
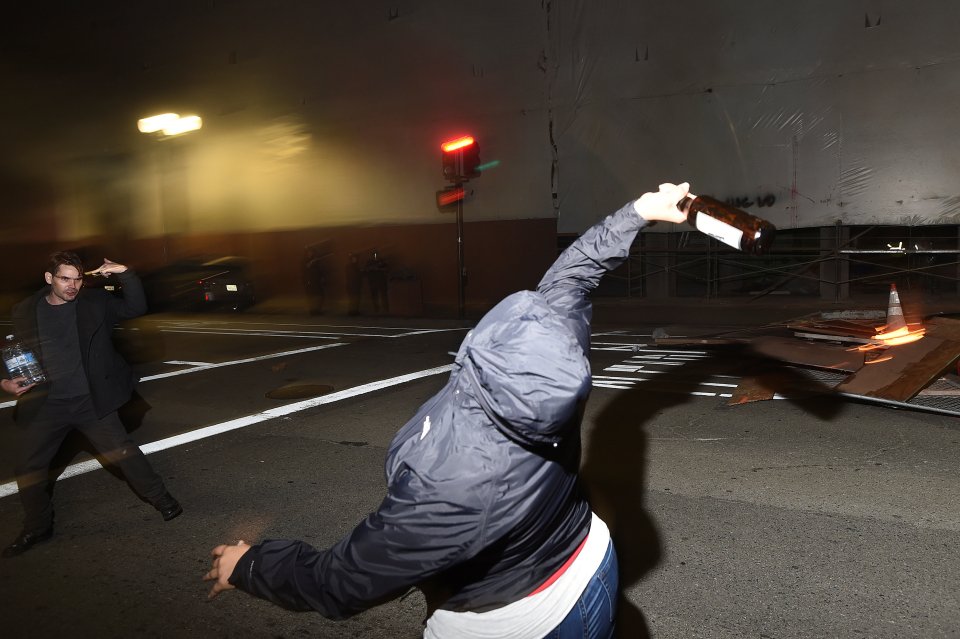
[545,540,619,639]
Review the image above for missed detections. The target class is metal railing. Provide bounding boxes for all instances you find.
[588,224,960,300]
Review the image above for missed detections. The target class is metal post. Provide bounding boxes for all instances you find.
[456,188,465,319]
[834,219,841,303]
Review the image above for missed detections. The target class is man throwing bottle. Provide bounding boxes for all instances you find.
[204,183,690,637]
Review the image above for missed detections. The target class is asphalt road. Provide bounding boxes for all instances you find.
[0,312,958,638]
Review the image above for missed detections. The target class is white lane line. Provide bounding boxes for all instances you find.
[157,320,464,332]
[0,364,454,498]
[159,328,341,339]
[164,360,212,366]
[391,329,469,338]
[139,343,345,382]
[149,321,469,339]
[0,344,347,410]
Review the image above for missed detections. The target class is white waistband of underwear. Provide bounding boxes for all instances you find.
[423,512,611,639]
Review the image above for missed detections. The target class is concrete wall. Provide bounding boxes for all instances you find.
[3,2,960,248]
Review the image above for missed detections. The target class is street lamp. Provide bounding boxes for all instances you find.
[138,112,202,137]
[138,112,202,261]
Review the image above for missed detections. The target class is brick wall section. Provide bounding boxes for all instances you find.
[0,218,557,319]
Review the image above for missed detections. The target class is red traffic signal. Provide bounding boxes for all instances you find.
[436,185,465,213]
[441,135,481,182]
[441,136,475,153]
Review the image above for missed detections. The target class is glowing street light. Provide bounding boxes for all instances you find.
[137,111,203,257]
[137,112,202,137]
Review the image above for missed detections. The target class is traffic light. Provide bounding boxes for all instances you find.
[441,135,481,182]
[436,185,465,213]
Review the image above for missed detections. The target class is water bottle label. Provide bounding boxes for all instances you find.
[695,213,744,250]
[3,354,25,373]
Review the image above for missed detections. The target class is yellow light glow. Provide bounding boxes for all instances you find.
[138,113,181,133]
[161,115,203,136]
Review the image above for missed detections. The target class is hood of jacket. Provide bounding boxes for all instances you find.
[453,290,590,447]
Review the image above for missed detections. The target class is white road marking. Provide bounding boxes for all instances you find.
[158,328,341,339]
[0,364,454,498]
[591,347,747,401]
[0,344,347,409]
[144,320,468,340]
[139,343,345,382]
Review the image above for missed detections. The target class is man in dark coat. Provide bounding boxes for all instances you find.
[1,251,182,558]
[204,183,691,637]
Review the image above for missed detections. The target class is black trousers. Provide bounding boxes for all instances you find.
[14,395,167,532]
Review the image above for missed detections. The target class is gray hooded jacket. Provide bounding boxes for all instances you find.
[230,202,646,617]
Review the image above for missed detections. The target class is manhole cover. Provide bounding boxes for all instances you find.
[265,384,335,400]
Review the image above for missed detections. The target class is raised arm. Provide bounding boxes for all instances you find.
[535,183,690,347]
[89,259,147,321]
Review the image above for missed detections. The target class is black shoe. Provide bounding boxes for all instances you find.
[2,527,54,558]
[155,494,183,521]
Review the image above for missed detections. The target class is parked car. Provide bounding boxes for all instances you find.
[142,257,256,312]
[83,272,124,297]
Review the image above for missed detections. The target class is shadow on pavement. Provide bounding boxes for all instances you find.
[580,349,844,637]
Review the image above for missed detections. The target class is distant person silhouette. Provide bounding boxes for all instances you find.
[345,253,361,316]
[363,250,388,315]
[302,243,330,316]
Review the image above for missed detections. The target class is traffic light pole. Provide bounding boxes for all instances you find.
[439,136,480,320]
[456,183,465,319]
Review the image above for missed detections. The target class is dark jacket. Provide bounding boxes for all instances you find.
[230,202,647,617]
[9,270,147,424]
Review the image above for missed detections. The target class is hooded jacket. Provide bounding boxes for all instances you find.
[8,270,146,425]
[230,202,647,617]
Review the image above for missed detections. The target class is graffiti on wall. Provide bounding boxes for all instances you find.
[720,194,777,209]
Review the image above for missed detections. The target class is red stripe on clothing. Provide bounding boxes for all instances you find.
[527,534,589,597]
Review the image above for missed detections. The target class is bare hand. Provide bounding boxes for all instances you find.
[0,377,36,396]
[634,182,692,224]
[86,258,128,276]
[203,540,251,599]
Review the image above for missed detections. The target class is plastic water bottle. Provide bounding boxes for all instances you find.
[678,193,776,254]
[2,334,46,386]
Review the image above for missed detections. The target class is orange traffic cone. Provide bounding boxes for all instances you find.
[884,283,907,333]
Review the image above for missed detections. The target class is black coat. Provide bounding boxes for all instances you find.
[230,203,648,618]
[9,270,147,424]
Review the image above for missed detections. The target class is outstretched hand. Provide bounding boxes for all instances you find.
[203,540,252,599]
[86,258,128,276]
[633,182,692,224]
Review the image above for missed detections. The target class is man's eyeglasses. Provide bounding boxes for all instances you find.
[54,275,84,285]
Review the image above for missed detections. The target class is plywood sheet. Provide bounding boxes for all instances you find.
[748,336,865,372]
[836,329,960,401]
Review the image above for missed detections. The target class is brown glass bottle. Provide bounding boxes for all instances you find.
[677,194,776,254]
